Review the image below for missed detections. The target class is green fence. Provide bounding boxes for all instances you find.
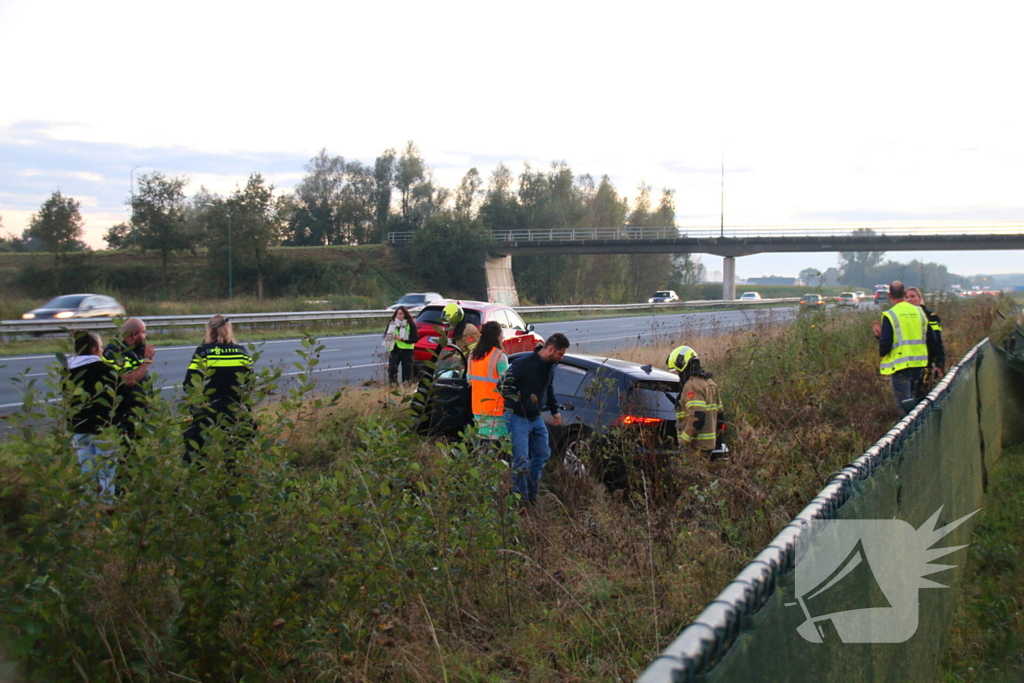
[638,339,1024,683]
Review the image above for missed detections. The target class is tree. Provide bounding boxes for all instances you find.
[454,168,483,218]
[838,228,885,286]
[287,149,346,246]
[25,191,87,289]
[220,173,284,300]
[372,149,396,241]
[128,172,192,290]
[799,268,823,286]
[407,212,493,295]
[478,163,522,234]
[395,141,425,221]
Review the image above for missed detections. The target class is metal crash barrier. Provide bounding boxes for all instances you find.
[638,338,1024,683]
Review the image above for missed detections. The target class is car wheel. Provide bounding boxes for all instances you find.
[562,432,590,478]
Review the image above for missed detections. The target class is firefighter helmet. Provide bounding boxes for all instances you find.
[667,345,698,373]
[441,302,464,325]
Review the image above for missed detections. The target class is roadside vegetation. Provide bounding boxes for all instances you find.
[0,296,1011,681]
[942,442,1024,681]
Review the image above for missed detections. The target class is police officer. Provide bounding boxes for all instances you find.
[905,286,946,398]
[182,315,254,464]
[667,345,724,459]
[103,317,156,441]
[871,281,937,415]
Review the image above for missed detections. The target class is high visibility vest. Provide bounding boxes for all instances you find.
[468,348,506,417]
[394,323,415,350]
[880,301,929,375]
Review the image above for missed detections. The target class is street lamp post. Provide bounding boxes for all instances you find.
[130,166,142,247]
[202,203,233,300]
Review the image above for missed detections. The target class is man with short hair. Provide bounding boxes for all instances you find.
[501,332,569,505]
[871,281,937,416]
[103,317,156,439]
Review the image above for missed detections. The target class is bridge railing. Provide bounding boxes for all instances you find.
[388,223,1024,243]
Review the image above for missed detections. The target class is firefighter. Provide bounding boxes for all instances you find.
[667,345,725,459]
[441,302,480,355]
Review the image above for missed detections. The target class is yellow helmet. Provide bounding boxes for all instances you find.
[441,302,464,325]
[667,345,698,373]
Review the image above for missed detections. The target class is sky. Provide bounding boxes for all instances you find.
[2,0,1023,279]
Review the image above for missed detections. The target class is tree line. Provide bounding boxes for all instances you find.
[0,148,983,302]
[0,142,708,302]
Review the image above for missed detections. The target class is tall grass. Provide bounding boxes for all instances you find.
[0,297,1006,681]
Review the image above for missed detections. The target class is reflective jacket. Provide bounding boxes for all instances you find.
[469,347,507,417]
[183,342,253,413]
[879,301,929,375]
[677,375,722,452]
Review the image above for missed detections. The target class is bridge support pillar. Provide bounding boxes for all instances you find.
[722,257,736,300]
[485,254,520,305]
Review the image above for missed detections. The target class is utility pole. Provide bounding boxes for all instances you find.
[130,166,142,247]
[720,156,725,238]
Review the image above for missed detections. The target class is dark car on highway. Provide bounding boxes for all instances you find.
[21,294,126,320]
[412,300,544,370]
[799,293,825,310]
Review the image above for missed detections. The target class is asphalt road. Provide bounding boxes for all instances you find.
[0,307,800,419]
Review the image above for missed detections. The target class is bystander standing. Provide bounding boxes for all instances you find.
[501,332,569,505]
[67,331,119,502]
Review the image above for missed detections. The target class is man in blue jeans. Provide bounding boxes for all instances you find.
[501,333,570,504]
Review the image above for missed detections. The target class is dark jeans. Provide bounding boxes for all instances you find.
[891,367,925,416]
[388,347,414,384]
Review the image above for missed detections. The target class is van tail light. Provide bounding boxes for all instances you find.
[618,415,663,425]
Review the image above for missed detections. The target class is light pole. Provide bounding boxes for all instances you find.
[130,166,142,247]
[202,202,233,300]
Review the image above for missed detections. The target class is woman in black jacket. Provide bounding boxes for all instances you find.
[182,315,254,464]
[67,331,119,501]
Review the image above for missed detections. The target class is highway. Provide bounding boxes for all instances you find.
[0,307,797,419]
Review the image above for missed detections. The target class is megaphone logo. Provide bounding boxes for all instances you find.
[789,507,978,644]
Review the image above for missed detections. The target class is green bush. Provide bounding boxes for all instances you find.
[0,335,517,680]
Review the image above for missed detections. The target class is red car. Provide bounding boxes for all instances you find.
[413,300,544,367]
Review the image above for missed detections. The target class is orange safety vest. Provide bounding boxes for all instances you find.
[469,347,505,417]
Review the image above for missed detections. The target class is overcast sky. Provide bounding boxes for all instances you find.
[2,0,1022,278]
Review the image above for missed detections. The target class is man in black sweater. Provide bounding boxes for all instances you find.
[68,331,119,502]
[501,332,570,505]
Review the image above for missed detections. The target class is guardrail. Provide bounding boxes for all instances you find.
[0,299,798,335]
[388,223,1024,243]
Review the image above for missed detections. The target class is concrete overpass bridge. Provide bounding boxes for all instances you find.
[388,223,1024,303]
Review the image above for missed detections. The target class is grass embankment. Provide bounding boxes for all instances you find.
[942,443,1024,681]
[0,296,1006,681]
